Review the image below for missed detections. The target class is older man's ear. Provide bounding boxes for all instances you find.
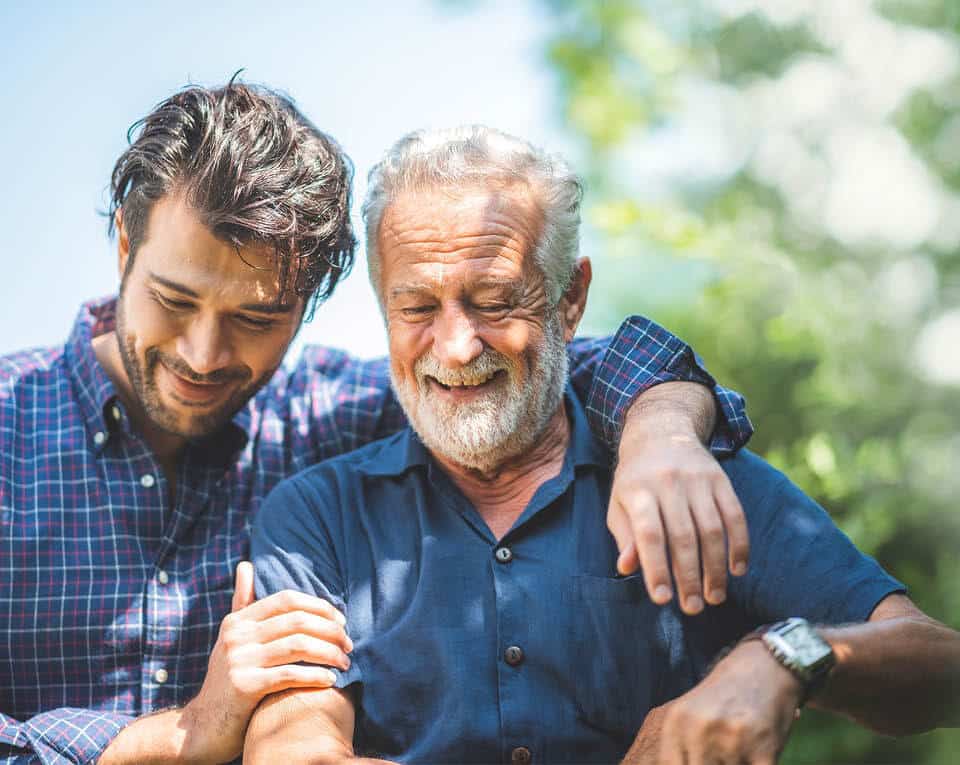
[560,257,592,341]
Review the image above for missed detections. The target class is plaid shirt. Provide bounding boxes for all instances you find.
[0,297,750,765]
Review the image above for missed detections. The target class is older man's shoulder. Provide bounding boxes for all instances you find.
[282,427,414,490]
[718,448,797,508]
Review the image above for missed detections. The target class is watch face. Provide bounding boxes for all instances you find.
[780,621,834,666]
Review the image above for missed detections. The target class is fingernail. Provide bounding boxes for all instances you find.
[733,562,747,576]
[708,589,726,605]
[334,611,347,626]
[345,636,354,653]
[654,585,672,603]
[685,595,704,613]
[322,669,337,685]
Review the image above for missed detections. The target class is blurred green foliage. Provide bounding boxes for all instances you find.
[539,0,960,762]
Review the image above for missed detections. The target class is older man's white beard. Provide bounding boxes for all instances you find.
[391,318,569,473]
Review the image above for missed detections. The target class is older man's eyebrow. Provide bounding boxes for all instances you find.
[389,283,435,300]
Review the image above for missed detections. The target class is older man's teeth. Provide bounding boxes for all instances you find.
[432,371,500,388]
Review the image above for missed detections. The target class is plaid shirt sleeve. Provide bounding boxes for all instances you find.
[0,709,132,765]
[568,315,753,457]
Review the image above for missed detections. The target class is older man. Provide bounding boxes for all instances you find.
[0,83,752,765]
[247,126,960,764]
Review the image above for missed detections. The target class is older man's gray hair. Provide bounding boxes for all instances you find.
[362,125,583,307]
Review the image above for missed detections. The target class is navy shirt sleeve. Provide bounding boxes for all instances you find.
[664,450,906,691]
[725,451,905,626]
[251,471,362,689]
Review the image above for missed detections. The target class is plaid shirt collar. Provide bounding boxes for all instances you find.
[62,295,249,465]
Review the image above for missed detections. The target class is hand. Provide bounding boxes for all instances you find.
[652,641,802,765]
[607,430,749,614]
[180,562,353,765]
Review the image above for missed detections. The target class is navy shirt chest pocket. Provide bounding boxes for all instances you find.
[571,574,667,742]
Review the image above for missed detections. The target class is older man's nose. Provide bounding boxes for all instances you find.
[177,317,234,375]
[434,306,483,367]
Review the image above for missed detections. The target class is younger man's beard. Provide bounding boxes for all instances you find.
[391,312,569,473]
[114,294,268,439]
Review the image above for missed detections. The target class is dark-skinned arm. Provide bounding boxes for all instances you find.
[626,594,960,765]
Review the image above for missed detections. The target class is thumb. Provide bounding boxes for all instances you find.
[607,499,639,574]
[231,560,255,612]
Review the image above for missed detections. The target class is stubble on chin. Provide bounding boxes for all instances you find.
[114,310,267,440]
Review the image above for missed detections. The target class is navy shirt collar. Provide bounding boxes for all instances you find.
[358,383,609,478]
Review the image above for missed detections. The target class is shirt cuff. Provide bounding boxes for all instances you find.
[586,315,754,456]
[4,709,134,765]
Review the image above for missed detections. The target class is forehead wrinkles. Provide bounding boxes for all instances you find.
[380,187,544,264]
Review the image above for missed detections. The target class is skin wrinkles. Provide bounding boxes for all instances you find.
[379,184,585,534]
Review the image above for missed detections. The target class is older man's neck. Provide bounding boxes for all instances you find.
[434,405,571,540]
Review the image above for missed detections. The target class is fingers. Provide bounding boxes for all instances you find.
[714,474,749,577]
[257,610,353,654]
[616,540,639,579]
[240,588,347,626]
[689,483,727,607]
[257,664,341,696]
[660,484,704,615]
[232,561,255,612]
[622,492,673,605]
[258,633,351,672]
[607,498,637,572]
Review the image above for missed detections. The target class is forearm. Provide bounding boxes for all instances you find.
[622,381,716,449]
[621,703,669,764]
[244,689,398,765]
[98,709,193,765]
[815,615,960,735]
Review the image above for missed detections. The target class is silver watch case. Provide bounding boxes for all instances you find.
[761,617,835,686]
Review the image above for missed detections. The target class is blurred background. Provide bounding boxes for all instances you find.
[2,0,958,761]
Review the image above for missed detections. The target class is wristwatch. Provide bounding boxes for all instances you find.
[756,617,836,704]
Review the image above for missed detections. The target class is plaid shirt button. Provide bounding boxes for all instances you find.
[140,474,156,488]
[157,570,169,585]
[154,668,168,684]
[93,431,106,445]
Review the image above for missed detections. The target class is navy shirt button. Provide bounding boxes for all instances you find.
[495,546,513,563]
[511,746,532,764]
[504,645,524,666]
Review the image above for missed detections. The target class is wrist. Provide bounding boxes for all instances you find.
[619,409,701,454]
[178,699,221,765]
[98,708,193,765]
[729,640,806,707]
[622,382,715,447]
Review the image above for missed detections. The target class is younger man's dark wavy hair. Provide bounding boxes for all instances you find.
[108,77,356,318]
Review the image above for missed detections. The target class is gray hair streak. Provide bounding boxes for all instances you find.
[362,125,583,306]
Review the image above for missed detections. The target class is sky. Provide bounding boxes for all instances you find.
[0,0,567,360]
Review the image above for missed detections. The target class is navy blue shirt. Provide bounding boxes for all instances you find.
[253,391,903,764]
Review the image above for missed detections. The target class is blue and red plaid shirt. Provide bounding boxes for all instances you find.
[0,296,750,765]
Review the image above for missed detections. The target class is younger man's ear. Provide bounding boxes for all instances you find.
[115,209,131,277]
[559,257,592,342]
